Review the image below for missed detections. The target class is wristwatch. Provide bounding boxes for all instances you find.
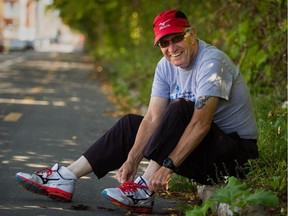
[163,158,177,172]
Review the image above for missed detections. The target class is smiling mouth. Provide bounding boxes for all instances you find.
[170,52,182,57]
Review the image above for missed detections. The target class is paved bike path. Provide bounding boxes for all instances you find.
[0,51,179,216]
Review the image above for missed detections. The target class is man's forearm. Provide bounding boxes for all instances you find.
[169,121,211,168]
[169,96,218,168]
[127,117,159,165]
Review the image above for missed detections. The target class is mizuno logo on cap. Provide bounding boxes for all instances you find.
[159,19,171,30]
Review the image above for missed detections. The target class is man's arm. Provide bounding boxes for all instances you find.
[148,96,219,191]
[127,96,169,164]
[117,96,169,183]
[168,96,219,167]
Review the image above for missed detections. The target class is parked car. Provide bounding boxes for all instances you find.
[8,39,34,51]
[24,40,34,50]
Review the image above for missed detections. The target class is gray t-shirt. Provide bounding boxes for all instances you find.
[151,40,258,139]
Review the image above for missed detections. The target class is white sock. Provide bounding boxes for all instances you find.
[135,176,150,186]
[59,166,77,179]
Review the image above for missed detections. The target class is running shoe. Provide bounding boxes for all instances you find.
[102,176,155,214]
[16,163,76,202]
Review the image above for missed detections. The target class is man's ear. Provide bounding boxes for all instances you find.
[185,27,197,39]
[185,27,197,45]
[190,27,197,40]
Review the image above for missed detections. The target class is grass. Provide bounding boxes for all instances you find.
[244,95,287,215]
[168,94,287,215]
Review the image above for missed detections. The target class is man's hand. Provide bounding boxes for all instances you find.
[148,166,173,192]
[116,159,138,184]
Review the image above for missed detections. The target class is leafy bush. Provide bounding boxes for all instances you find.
[169,174,197,193]
[244,96,287,214]
[49,0,286,103]
[186,177,279,216]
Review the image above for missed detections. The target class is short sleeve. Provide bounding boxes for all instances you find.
[196,58,234,101]
[151,63,170,99]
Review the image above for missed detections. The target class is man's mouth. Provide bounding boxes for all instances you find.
[170,51,182,57]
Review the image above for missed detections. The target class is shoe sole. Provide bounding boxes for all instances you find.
[16,175,72,202]
[102,191,153,214]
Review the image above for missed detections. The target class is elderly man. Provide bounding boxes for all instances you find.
[16,9,258,214]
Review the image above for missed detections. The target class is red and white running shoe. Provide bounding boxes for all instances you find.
[102,176,155,214]
[16,163,76,202]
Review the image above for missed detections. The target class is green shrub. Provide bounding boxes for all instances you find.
[186,177,279,216]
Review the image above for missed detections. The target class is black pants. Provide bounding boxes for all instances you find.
[83,99,258,184]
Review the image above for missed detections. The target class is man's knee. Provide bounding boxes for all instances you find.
[118,114,143,130]
[120,114,134,121]
[168,98,195,113]
[120,114,143,122]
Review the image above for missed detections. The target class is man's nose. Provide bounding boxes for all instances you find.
[168,42,177,52]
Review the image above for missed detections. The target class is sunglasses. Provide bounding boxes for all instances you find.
[157,33,186,48]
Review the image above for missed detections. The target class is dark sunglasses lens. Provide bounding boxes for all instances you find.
[158,34,185,48]
[159,41,169,47]
[172,35,185,43]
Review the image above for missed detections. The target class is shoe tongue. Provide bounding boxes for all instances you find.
[51,163,59,171]
[135,176,148,186]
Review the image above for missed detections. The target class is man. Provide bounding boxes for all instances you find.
[16,10,258,214]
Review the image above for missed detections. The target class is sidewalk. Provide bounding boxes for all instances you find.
[0,51,180,215]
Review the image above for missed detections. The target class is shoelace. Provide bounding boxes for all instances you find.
[35,168,53,178]
[119,181,149,194]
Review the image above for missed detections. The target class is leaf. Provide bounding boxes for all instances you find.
[255,49,268,67]
[186,200,213,216]
[245,189,279,207]
[212,177,247,205]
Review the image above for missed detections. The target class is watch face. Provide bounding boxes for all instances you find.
[163,158,172,168]
[163,158,177,172]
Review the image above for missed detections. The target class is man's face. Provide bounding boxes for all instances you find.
[158,29,197,68]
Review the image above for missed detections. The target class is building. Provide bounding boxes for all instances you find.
[0,0,81,52]
[2,0,36,40]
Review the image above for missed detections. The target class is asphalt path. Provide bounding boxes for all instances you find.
[0,51,179,215]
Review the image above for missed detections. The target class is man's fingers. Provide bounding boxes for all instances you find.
[120,170,127,184]
[149,177,169,192]
[116,169,124,183]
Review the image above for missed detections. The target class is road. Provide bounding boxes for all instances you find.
[0,50,180,216]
